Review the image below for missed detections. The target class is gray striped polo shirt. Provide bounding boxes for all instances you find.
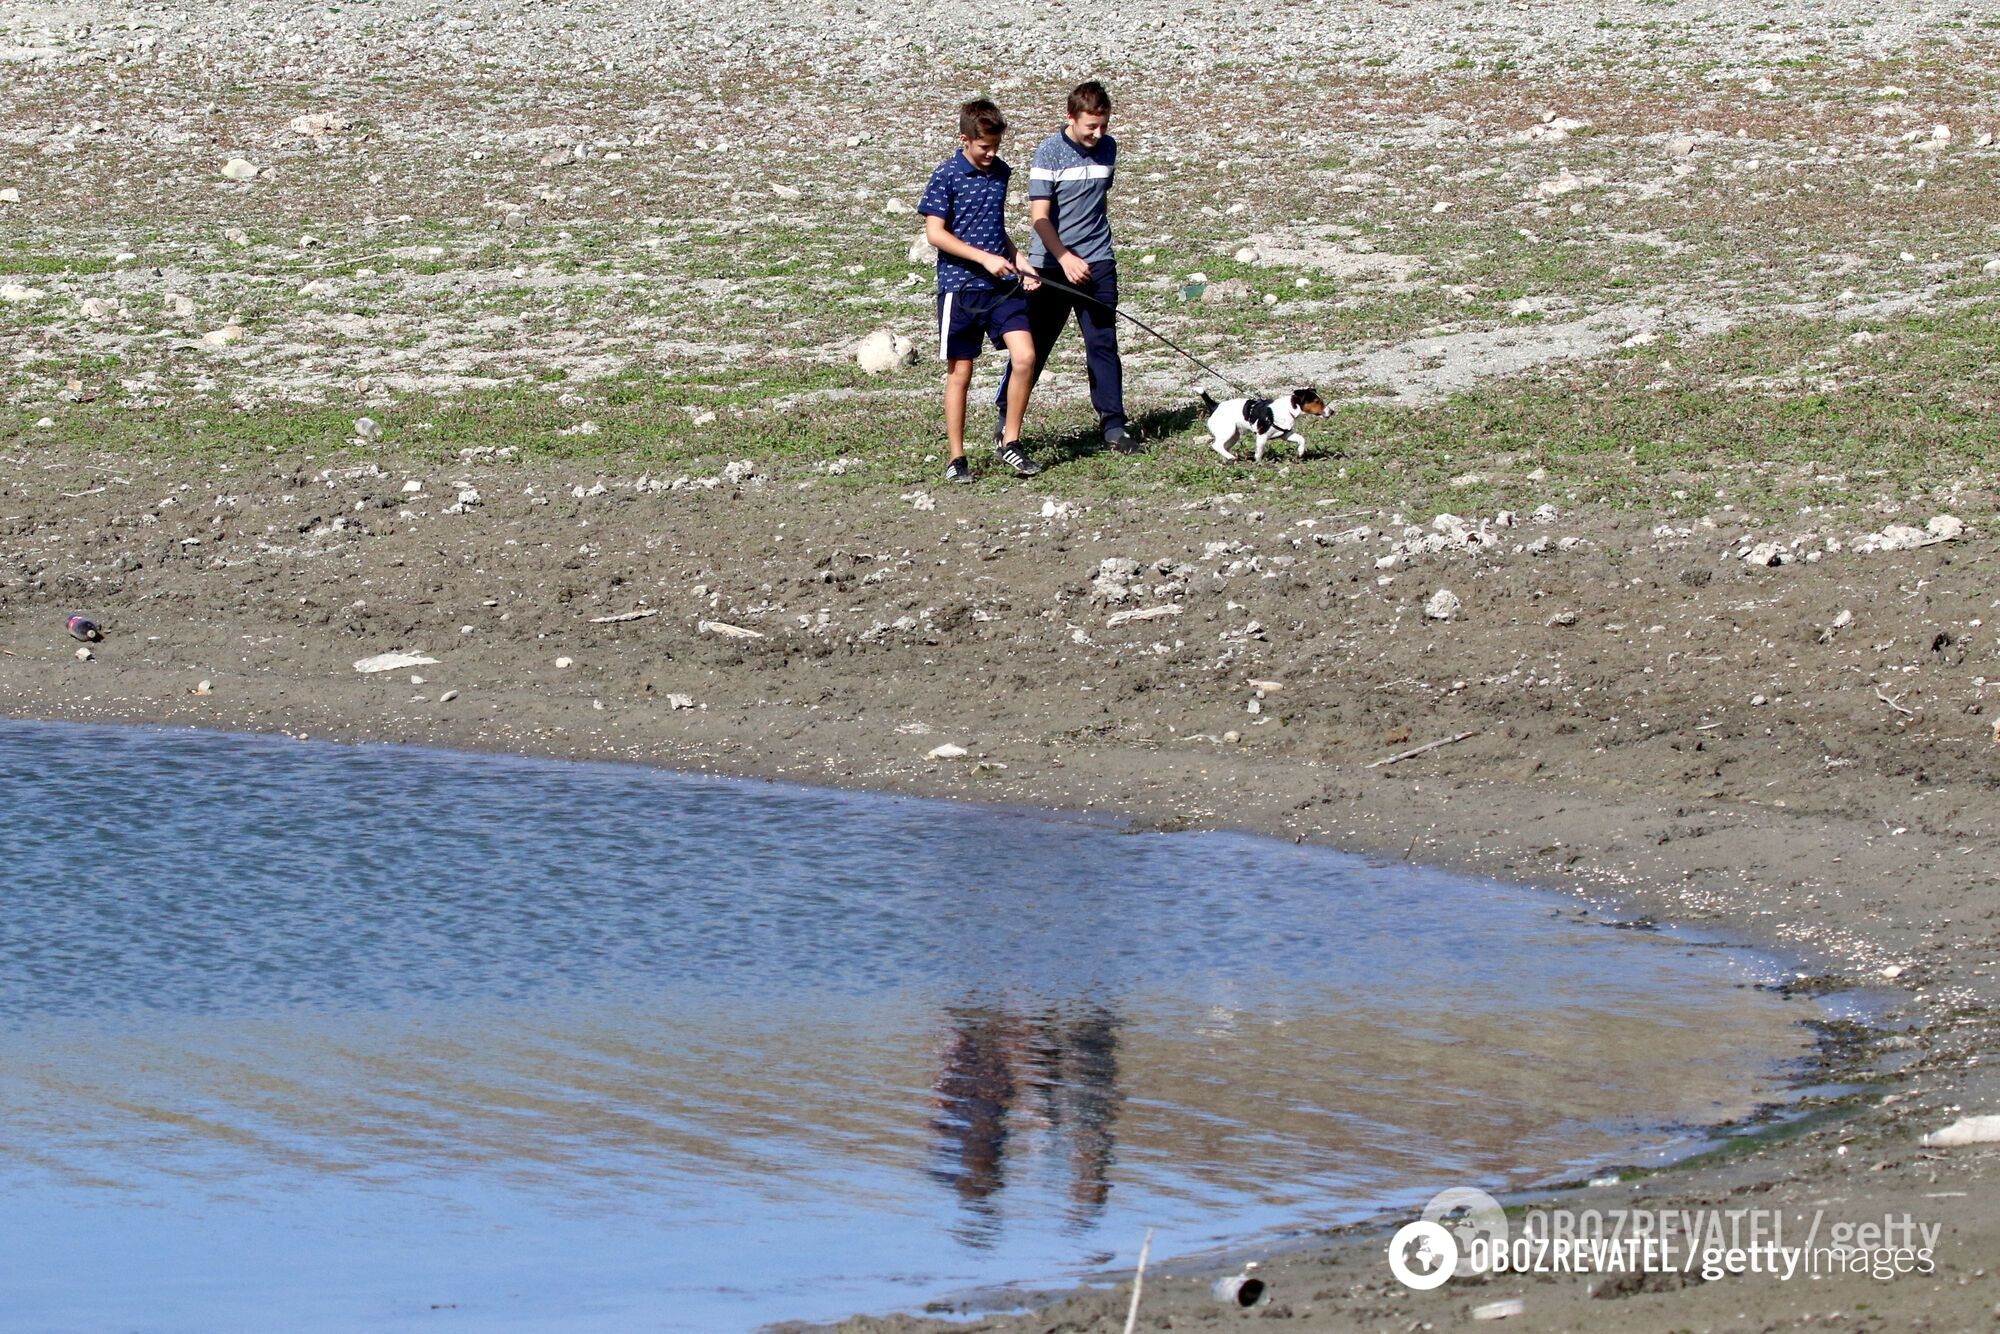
[1026,130,1117,268]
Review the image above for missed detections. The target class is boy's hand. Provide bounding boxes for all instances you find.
[1021,268,1042,292]
[1058,252,1093,284]
[981,252,1017,280]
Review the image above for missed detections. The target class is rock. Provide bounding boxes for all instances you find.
[1921,1115,2000,1147]
[1985,259,2000,276]
[1854,515,1965,553]
[354,651,438,673]
[1536,170,1586,198]
[1222,730,1242,744]
[666,693,695,710]
[165,294,197,318]
[445,487,480,514]
[1832,609,1854,630]
[80,297,121,320]
[698,620,764,640]
[1743,542,1789,567]
[1092,557,1143,601]
[1201,278,1253,304]
[0,187,18,203]
[882,198,911,215]
[402,479,423,493]
[224,227,250,247]
[1530,503,1558,524]
[1667,136,1698,157]
[1424,589,1462,621]
[220,157,259,181]
[770,182,801,200]
[439,689,459,703]
[289,111,352,137]
[1473,1298,1525,1321]
[927,743,969,760]
[200,324,243,346]
[1546,610,1577,627]
[353,416,383,443]
[906,236,937,265]
[0,283,45,303]
[555,656,573,668]
[1928,514,1966,540]
[1233,245,1260,264]
[856,327,917,374]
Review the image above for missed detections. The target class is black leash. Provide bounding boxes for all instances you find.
[960,270,1251,397]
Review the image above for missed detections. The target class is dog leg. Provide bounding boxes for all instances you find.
[1210,426,1239,462]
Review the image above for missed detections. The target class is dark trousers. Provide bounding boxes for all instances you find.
[995,262,1125,433]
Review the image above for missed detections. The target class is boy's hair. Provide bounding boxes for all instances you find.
[1067,80,1112,117]
[958,98,1007,140]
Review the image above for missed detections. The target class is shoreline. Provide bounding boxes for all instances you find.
[2,461,1994,1329]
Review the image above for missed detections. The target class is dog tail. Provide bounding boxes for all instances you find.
[1197,390,1218,414]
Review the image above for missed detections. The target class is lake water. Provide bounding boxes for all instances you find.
[0,720,1820,1331]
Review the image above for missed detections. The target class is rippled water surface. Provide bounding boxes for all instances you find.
[0,721,1817,1331]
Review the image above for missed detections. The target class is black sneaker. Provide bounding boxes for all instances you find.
[944,456,972,485]
[995,440,1042,477]
[1102,421,1139,453]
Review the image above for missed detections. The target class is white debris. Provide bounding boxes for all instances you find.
[1472,1298,1526,1321]
[289,112,353,137]
[555,656,574,668]
[220,157,259,181]
[1921,1115,2000,1147]
[699,620,764,639]
[902,490,936,512]
[0,187,19,204]
[353,416,383,443]
[438,689,460,703]
[200,324,243,346]
[402,479,423,493]
[0,283,46,303]
[79,296,122,320]
[354,651,438,673]
[1424,589,1462,621]
[927,743,969,760]
[1854,515,1966,553]
[666,693,695,709]
[1234,245,1260,264]
[1106,604,1183,628]
[445,487,481,514]
[589,609,658,623]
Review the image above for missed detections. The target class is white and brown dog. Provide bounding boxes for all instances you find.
[1198,387,1327,461]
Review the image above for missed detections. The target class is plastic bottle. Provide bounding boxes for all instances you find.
[65,615,101,642]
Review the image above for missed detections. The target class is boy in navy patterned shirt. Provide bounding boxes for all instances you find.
[918,98,1044,482]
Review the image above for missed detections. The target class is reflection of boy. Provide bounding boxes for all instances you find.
[918,98,1044,483]
[994,80,1132,451]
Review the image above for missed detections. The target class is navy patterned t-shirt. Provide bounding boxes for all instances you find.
[917,150,1014,294]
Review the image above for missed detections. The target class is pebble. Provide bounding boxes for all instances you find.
[1233,245,1260,263]
[555,656,573,668]
[75,646,93,661]
[667,693,695,709]
[438,689,459,703]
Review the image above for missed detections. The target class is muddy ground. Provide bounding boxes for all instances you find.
[4,0,2000,1327]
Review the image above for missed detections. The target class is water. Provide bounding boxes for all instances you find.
[0,720,1818,1331]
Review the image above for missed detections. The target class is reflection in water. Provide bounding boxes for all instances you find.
[0,720,1826,1333]
[930,1004,1123,1245]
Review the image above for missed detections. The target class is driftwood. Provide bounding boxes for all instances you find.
[1122,1229,1154,1334]
[1368,729,1480,769]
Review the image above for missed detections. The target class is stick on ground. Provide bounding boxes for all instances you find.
[1122,1228,1154,1334]
[1368,730,1480,769]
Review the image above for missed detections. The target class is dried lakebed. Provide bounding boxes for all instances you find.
[0,719,1843,1332]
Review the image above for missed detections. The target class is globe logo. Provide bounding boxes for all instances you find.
[1388,1187,1508,1289]
[1386,1220,1458,1290]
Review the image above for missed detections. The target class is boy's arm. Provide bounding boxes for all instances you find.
[1031,201,1091,284]
[925,214,1017,280]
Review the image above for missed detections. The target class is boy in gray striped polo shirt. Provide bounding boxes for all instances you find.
[995,80,1134,452]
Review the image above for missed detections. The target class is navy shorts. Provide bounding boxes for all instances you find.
[936,287,1031,362]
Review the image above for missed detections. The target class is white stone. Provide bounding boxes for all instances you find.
[220,157,259,181]
[1743,542,1789,567]
[289,111,352,137]
[0,283,45,303]
[1106,604,1182,628]
[555,656,573,668]
[856,327,917,374]
[1424,589,1462,621]
[770,183,800,200]
[439,689,460,703]
[1984,259,2000,276]
[926,743,969,760]
[1234,246,1260,264]
[1473,1299,1525,1321]
[698,620,764,640]
[353,416,383,443]
[667,694,695,710]
[200,324,243,346]
[0,187,19,203]
[906,235,937,265]
[76,646,93,662]
[80,297,120,320]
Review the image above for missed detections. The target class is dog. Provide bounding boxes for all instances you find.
[1198,387,1326,461]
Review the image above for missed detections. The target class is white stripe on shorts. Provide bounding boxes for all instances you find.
[938,291,953,362]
